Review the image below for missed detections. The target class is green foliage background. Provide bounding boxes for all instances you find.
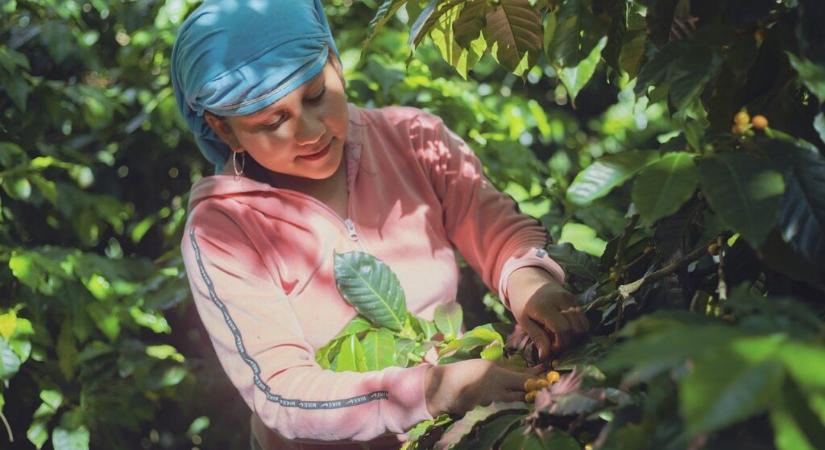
[1,0,823,449]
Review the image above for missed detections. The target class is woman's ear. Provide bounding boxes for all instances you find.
[204,112,241,150]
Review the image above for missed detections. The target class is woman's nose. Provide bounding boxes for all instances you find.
[295,112,325,146]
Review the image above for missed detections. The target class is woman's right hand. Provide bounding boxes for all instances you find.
[423,359,536,417]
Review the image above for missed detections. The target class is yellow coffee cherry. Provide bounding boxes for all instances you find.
[546,370,561,383]
[752,115,769,130]
[734,111,750,126]
[525,391,537,402]
[585,444,594,450]
[535,379,549,390]
[731,123,749,135]
[524,378,538,392]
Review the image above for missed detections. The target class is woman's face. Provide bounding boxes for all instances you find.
[207,59,348,181]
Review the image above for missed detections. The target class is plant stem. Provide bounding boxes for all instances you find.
[0,410,12,443]
[716,235,727,302]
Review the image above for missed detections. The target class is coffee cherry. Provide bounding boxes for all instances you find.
[752,115,768,130]
[524,378,538,392]
[585,444,594,450]
[731,123,749,135]
[546,370,561,383]
[535,379,549,390]
[734,111,750,126]
[525,391,537,402]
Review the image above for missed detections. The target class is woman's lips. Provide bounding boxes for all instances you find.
[299,141,331,161]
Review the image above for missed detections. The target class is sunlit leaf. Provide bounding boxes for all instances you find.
[434,302,463,340]
[557,36,606,102]
[334,251,408,331]
[631,152,699,225]
[566,150,659,205]
[483,0,542,74]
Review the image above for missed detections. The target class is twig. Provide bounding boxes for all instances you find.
[0,410,13,443]
[584,237,716,313]
[716,236,727,302]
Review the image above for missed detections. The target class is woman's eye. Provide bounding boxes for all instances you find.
[307,87,326,103]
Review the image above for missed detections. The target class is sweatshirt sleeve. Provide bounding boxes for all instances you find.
[409,110,566,308]
[180,211,433,442]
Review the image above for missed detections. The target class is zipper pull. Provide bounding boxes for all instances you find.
[344,218,359,241]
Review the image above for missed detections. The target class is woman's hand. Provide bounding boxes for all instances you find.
[424,360,538,417]
[506,267,589,360]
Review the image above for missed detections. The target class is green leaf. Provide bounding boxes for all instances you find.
[483,0,542,74]
[0,309,16,340]
[557,36,606,102]
[416,317,439,340]
[436,402,528,449]
[434,302,463,340]
[362,329,396,370]
[631,152,699,225]
[558,223,607,257]
[480,340,503,361]
[499,426,579,450]
[335,334,368,372]
[334,251,408,332]
[27,420,49,449]
[779,342,825,391]
[363,0,407,53]
[770,379,825,450]
[767,142,825,265]
[335,316,373,339]
[566,150,659,205]
[698,152,785,246]
[456,412,523,450]
[52,426,90,450]
[429,2,486,79]
[636,40,722,110]
[680,352,785,436]
[453,0,490,48]
[814,113,825,145]
[0,338,21,381]
[787,53,825,103]
[57,321,78,380]
[546,0,602,68]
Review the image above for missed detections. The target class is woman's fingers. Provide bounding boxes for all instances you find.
[520,317,554,360]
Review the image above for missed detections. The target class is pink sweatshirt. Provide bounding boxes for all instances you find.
[180,104,565,449]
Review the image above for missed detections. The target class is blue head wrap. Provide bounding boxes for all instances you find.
[171,0,341,173]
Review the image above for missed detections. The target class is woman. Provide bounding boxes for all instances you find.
[171,1,588,448]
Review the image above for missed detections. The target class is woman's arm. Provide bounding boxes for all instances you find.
[181,211,432,442]
[409,110,587,355]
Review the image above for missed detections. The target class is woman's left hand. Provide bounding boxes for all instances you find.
[506,267,589,360]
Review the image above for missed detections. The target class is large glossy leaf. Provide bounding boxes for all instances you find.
[770,379,825,450]
[334,251,407,331]
[362,329,396,371]
[434,402,528,450]
[698,152,785,246]
[680,351,784,436]
[566,150,659,205]
[558,223,607,257]
[335,334,368,372]
[631,152,699,225]
[483,0,542,74]
[771,144,825,265]
[557,36,606,102]
[434,302,463,340]
[787,53,825,103]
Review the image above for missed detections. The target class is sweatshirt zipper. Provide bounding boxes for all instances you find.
[343,218,366,252]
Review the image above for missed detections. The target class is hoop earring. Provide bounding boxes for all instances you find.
[233,151,245,179]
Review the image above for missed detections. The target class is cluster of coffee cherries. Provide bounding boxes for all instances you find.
[523,370,561,402]
[732,110,769,134]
